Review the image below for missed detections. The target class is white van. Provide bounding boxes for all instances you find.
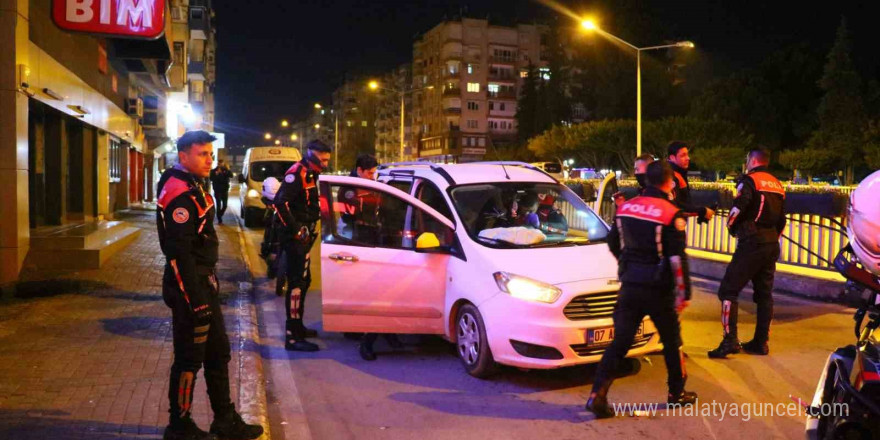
[238,146,301,227]
[317,162,660,378]
[530,161,564,180]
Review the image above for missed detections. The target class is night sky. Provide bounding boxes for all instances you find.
[212,0,879,149]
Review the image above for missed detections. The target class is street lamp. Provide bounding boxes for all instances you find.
[368,80,432,162]
[281,119,289,128]
[264,132,272,140]
[580,19,694,156]
[274,139,281,145]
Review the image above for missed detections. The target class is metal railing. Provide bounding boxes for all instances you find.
[685,210,848,272]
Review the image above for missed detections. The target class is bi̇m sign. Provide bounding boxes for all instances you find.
[53,0,166,40]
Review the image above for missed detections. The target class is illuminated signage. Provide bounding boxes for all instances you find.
[53,0,166,40]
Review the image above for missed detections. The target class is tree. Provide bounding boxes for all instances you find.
[864,120,880,171]
[778,148,835,183]
[690,146,747,181]
[642,116,753,172]
[808,18,867,185]
[516,63,540,143]
[527,120,636,172]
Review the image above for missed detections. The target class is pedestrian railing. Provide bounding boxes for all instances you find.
[685,210,848,272]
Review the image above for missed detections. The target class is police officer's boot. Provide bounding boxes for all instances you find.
[667,390,698,406]
[585,384,615,419]
[742,339,769,355]
[285,320,319,352]
[708,301,741,359]
[210,410,264,440]
[163,417,215,440]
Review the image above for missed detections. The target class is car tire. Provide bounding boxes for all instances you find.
[455,304,497,379]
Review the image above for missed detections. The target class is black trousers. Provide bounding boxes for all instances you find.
[592,283,686,396]
[163,267,232,425]
[718,240,779,343]
[214,187,229,220]
[282,231,317,341]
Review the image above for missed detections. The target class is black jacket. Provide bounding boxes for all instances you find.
[156,166,219,311]
[728,166,786,243]
[608,187,692,300]
[275,158,321,240]
[670,163,708,221]
[209,166,232,190]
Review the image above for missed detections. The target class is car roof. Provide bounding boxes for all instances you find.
[378,161,558,187]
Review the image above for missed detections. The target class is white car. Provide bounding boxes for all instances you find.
[318,161,661,377]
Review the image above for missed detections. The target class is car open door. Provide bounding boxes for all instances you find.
[593,173,619,224]
[317,176,457,335]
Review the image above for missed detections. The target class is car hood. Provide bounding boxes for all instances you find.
[475,242,618,285]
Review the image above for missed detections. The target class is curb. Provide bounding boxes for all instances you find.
[688,256,860,306]
[232,218,273,440]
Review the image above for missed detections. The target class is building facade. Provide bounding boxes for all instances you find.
[373,64,413,164]
[332,77,378,170]
[412,18,546,163]
[0,0,216,289]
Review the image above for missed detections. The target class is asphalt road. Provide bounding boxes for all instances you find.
[233,199,855,440]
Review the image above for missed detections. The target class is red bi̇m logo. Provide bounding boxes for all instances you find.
[53,0,166,40]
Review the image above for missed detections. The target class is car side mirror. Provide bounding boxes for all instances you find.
[237,174,246,184]
[414,232,451,254]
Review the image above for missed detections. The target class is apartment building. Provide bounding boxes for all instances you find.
[373,64,413,163]
[412,18,547,162]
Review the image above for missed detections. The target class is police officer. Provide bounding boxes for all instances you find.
[157,131,263,440]
[667,141,714,222]
[708,148,786,358]
[209,160,232,224]
[586,161,697,418]
[614,153,656,208]
[275,140,332,352]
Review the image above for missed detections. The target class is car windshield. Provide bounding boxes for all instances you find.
[250,161,294,182]
[449,182,609,248]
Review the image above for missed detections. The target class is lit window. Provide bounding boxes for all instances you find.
[362,121,368,127]
[540,67,551,80]
[487,84,499,94]
[467,64,474,74]
[520,70,528,78]
[346,121,352,127]
[467,83,480,93]
[321,109,325,115]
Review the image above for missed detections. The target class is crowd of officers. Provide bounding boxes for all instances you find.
[155,130,787,435]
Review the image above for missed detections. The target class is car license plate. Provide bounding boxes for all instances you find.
[588,323,644,345]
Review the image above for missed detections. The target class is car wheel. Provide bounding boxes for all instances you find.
[456,304,497,378]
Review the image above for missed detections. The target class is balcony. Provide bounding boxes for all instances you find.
[189,8,209,40]
[443,107,461,115]
[489,56,517,65]
[488,90,517,100]
[442,51,463,61]
[444,71,461,80]
[188,61,205,80]
[488,72,516,82]
[442,87,461,97]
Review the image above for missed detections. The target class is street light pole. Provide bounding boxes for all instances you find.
[580,20,694,156]
[399,91,405,162]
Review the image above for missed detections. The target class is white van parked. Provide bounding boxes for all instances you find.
[317,161,661,377]
[238,146,301,227]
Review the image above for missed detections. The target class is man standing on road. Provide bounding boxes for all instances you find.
[708,148,786,358]
[586,161,697,418]
[275,140,332,352]
[156,130,263,440]
[209,160,232,224]
[614,153,656,207]
[667,141,714,222]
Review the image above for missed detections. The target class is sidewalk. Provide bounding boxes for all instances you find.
[0,207,269,439]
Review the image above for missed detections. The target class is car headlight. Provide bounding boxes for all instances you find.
[493,272,562,303]
[246,189,260,198]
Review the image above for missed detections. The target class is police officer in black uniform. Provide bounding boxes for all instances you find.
[614,153,655,208]
[586,161,697,418]
[157,131,263,440]
[275,140,332,352]
[667,141,714,222]
[209,160,232,224]
[708,148,786,358]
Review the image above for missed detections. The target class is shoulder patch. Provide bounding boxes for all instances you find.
[172,207,190,224]
[284,174,295,183]
[675,217,687,231]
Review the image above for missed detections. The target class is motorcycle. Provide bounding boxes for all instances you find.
[805,244,880,440]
